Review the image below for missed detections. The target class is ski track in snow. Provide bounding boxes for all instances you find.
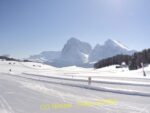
[6,72,150,97]
[0,95,14,113]
[9,75,147,113]
[17,76,150,113]
[1,73,150,113]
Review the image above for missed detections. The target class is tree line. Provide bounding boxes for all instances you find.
[0,56,31,62]
[94,48,150,70]
[0,56,19,61]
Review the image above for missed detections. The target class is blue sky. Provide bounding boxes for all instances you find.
[0,0,150,58]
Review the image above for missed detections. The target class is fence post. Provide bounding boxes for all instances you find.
[88,76,92,85]
[141,62,146,77]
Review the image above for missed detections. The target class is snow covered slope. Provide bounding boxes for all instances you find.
[28,51,61,63]
[89,39,135,62]
[0,60,150,113]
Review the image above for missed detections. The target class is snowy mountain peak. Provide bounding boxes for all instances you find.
[62,37,92,55]
[89,39,134,62]
[105,39,130,50]
[50,37,92,67]
[95,44,101,48]
[29,38,135,67]
[68,37,79,42]
[66,37,82,45]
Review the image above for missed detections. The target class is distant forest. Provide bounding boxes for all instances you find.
[0,56,30,62]
[94,48,150,70]
[0,56,19,61]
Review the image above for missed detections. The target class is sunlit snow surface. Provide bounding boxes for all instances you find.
[0,60,150,113]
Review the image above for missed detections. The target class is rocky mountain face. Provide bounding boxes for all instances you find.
[89,39,135,62]
[29,38,135,67]
[49,38,92,67]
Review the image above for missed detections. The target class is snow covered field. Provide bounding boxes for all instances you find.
[0,60,150,113]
